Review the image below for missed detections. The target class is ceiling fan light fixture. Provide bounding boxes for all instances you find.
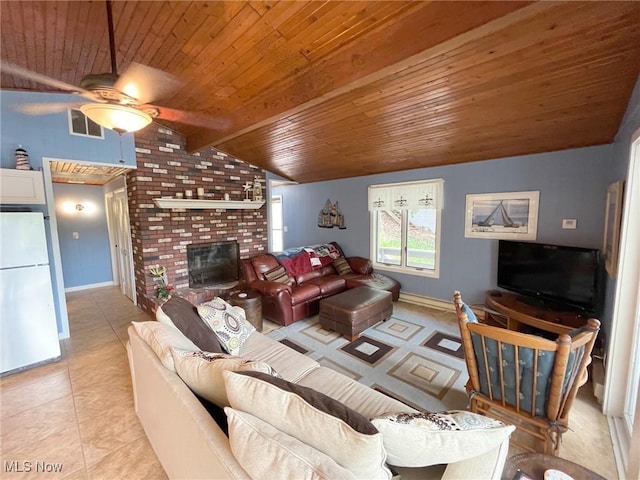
[80,103,152,133]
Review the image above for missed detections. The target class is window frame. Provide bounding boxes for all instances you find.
[369,179,442,279]
[68,109,104,139]
[270,194,284,252]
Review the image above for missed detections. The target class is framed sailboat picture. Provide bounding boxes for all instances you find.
[464,191,540,240]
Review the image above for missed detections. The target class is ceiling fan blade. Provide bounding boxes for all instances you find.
[114,62,182,105]
[152,106,233,131]
[1,61,103,102]
[15,102,82,115]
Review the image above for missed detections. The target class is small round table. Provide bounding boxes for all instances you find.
[229,290,263,332]
[502,453,606,480]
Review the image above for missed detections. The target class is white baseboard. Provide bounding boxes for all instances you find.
[398,291,485,318]
[398,291,452,311]
[65,281,114,292]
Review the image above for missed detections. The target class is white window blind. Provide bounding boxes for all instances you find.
[368,179,444,211]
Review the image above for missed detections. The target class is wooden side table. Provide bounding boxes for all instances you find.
[502,453,606,480]
[229,290,263,332]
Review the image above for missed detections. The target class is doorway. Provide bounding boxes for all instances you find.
[41,157,137,340]
[605,127,640,479]
[105,183,136,303]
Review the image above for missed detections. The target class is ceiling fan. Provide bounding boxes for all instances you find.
[1,0,230,134]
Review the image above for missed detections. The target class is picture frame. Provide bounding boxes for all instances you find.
[464,191,540,240]
[602,180,624,277]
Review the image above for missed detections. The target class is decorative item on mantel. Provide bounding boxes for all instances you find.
[150,265,174,300]
[242,181,253,201]
[252,176,263,201]
[15,145,32,170]
[317,198,346,229]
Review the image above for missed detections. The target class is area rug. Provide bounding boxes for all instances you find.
[267,307,470,413]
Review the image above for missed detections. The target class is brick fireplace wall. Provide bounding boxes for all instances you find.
[127,124,267,312]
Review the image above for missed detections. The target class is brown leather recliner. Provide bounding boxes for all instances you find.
[240,247,400,326]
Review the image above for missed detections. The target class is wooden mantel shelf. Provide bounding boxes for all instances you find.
[153,197,265,210]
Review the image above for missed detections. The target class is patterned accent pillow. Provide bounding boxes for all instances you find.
[224,371,391,480]
[332,256,354,276]
[371,410,515,467]
[263,265,291,284]
[171,349,279,407]
[225,408,358,480]
[197,297,255,355]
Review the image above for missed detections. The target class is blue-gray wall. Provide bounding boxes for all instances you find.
[53,183,113,289]
[1,90,136,335]
[275,144,612,314]
[601,75,640,343]
[0,91,136,169]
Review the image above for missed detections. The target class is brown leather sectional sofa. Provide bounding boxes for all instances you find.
[240,242,400,326]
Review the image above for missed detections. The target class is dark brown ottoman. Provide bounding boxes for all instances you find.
[319,286,393,342]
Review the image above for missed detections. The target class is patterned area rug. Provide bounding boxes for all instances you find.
[267,306,469,413]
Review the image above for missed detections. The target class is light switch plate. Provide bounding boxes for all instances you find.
[562,219,577,229]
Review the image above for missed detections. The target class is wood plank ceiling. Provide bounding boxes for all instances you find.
[49,161,134,185]
[2,1,639,184]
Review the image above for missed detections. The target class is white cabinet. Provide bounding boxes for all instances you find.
[0,169,46,205]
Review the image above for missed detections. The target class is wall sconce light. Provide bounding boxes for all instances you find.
[60,200,96,216]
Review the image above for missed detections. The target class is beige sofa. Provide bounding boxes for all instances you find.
[127,323,510,479]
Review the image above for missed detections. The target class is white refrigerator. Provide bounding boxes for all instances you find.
[1,212,61,374]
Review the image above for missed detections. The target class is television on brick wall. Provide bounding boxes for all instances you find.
[497,240,601,315]
[187,241,239,288]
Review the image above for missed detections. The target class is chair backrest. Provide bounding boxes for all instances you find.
[453,291,600,424]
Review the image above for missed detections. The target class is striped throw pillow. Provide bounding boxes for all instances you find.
[264,265,290,284]
[332,256,354,276]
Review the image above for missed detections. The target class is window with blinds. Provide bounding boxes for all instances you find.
[368,179,443,278]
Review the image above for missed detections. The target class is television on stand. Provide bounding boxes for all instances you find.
[497,240,601,316]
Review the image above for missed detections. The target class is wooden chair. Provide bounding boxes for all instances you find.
[453,291,600,455]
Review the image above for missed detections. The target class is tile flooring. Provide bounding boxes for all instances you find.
[0,287,166,479]
[0,287,618,479]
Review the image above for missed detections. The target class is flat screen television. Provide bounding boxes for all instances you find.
[497,240,600,314]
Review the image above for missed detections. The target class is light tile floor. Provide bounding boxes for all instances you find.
[0,288,618,479]
[0,287,166,479]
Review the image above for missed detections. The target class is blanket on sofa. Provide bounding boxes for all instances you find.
[275,243,342,276]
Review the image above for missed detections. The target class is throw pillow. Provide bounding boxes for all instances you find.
[461,303,478,323]
[224,371,391,480]
[131,321,198,372]
[158,296,224,353]
[155,304,173,325]
[332,256,354,276]
[197,297,254,355]
[371,410,515,467]
[225,407,358,480]
[263,265,291,284]
[171,349,279,407]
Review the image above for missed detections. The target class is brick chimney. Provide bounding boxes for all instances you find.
[127,125,267,312]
